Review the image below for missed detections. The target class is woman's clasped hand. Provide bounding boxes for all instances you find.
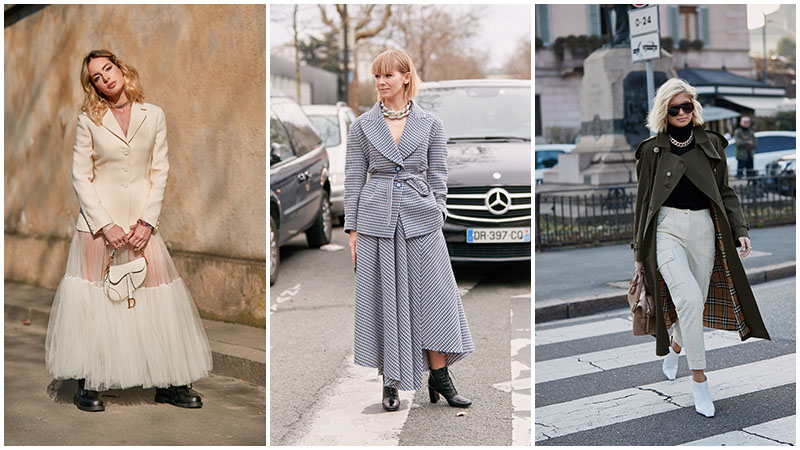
[102,222,151,251]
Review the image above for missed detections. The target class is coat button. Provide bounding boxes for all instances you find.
[123,167,129,172]
[653,147,660,153]
[122,183,128,188]
[666,171,671,177]
[395,166,401,171]
[124,151,129,156]
[395,182,402,188]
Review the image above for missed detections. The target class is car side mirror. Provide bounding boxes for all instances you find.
[270,143,282,164]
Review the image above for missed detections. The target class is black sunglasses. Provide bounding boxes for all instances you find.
[668,102,694,117]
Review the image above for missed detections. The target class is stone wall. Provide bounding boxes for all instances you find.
[4,4,266,326]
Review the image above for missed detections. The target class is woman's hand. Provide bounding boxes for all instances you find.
[634,260,644,274]
[349,231,358,268]
[103,224,128,249]
[738,237,752,258]
[127,223,152,252]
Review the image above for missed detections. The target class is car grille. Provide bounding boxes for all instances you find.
[447,242,531,259]
[446,186,531,224]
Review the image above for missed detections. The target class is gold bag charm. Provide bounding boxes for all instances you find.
[127,297,136,309]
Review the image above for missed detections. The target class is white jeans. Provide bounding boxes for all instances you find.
[656,206,715,370]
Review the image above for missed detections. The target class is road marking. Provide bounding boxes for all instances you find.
[535,353,795,442]
[275,284,301,304]
[457,279,480,298]
[294,354,415,445]
[535,317,632,346]
[319,244,344,252]
[536,329,759,383]
[510,297,531,446]
[680,415,796,446]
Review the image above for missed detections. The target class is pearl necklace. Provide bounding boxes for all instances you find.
[381,101,411,120]
[668,129,694,148]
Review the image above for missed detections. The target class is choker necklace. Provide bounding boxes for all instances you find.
[381,101,411,120]
[668,129,694,148]
[111,101,130,110]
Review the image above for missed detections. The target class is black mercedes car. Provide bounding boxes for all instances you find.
[416,79,531,262]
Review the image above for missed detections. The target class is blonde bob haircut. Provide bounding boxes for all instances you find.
[371,49,421,102]
[80,49,145,125]
[646,78,704,134]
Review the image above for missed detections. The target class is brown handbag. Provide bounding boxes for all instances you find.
[627,270,656,336]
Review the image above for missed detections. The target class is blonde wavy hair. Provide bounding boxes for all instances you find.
[646,78,704,134]
[80,50,145,125]
[371,49,421,102]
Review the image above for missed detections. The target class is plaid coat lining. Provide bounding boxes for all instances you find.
[658,204,751,339]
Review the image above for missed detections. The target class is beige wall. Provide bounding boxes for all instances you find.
[4,4,267,326]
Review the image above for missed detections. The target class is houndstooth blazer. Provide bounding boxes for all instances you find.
[343,101,448,239]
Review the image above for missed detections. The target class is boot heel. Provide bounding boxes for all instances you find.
[429,387,439,403]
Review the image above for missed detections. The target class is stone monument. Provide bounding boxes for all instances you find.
[543,7,677,186]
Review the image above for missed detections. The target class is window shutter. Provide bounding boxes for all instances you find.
[668,5,679,41]
[536,5,551,45]
[698,6,710,48]
[587,5,601,37]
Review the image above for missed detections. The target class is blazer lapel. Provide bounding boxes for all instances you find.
[361,102,404,165]
[397,102,432,160]
[101,108,128,145]
[126,103,148,144]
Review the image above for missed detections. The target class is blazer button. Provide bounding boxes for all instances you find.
[395,182,402,188]
[123,167,129,172]
[395,166,401,171]
[122,183,128,188]
[124,151,129,156]
[653,147,660,153]
[666,171,672,177]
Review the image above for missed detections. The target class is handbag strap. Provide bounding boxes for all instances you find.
[104,246,149,276]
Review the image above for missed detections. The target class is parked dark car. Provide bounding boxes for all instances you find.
[416,79,531,262]
[764,153,796,196]
[270,94,332,285]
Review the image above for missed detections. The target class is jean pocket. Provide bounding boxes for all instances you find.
[656,246,675,271]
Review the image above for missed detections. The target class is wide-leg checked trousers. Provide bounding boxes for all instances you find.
[656,206,716,370]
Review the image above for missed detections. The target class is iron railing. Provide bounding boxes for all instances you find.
[535,175,795,249]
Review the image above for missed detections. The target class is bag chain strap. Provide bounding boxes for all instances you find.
[104,245,149,309]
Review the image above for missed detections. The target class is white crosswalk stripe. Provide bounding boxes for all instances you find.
[535,308,795,445]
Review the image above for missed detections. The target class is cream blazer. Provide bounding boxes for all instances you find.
[72,102,169,234]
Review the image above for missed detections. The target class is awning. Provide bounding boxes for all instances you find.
[701,105,740,122]
[719,95,795,116]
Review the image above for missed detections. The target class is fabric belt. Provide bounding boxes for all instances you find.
[370,172,431,227]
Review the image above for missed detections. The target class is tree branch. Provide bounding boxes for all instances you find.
[355,5,392,40]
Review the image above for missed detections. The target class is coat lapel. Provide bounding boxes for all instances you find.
[126,103,148,144]
[361,102,403,165]
[397,102,432,159]
[693,126,722,161]
[101,108,128,145]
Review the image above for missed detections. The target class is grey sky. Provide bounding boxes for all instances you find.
[269,4,531,71]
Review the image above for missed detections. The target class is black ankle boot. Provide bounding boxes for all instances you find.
[155,385,203,408]
[382,376,400,411]
[74,378,105,412]
[428,367,471,408]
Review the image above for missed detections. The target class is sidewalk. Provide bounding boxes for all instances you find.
[4,282,265,385]
[535,225,796,322]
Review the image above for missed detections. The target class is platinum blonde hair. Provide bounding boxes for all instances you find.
[646,78,704,134]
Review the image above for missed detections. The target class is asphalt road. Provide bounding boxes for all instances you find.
[4,320,266,445]
[534,276,796,446]
[535,225,795,302]
[270,225,531,445]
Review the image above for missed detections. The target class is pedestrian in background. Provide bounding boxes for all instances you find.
[734,116,757,178]
[344,49,474,412]
[45,50,213,412]
[632,78,770,418]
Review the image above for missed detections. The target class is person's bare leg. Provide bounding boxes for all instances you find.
[427,350,446,370]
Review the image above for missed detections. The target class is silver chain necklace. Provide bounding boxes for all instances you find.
[111,100,130,110]
[381,101,411,120]
[668,129,694,147]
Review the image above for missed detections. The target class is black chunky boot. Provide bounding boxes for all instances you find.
[428,367,471,408]
[155,385,203,408]
[74,378,105,412]
[382,376,400,411]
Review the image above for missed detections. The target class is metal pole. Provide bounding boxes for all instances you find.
[646,59,654,136]
[762,11,767,83]
[342,4,349,103]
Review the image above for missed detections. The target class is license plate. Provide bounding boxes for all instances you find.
[466,228,531,243]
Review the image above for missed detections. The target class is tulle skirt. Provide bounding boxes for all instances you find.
[45,230,213,391]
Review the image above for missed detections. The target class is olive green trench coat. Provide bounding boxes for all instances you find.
[632,126,771,357]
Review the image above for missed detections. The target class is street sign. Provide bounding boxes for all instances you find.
[628,5,660,62]
[631,32,661,62]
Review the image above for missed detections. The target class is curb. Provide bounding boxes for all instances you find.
[4,296,265,387]
[535,261,796,324]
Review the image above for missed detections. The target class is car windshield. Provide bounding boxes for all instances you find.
[415,86,531,140]
[306,114,341,148]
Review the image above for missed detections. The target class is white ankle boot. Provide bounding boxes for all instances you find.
[691,378,715,417]
[662,345,679,380]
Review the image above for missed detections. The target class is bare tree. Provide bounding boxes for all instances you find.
[293,5,301,102]
[385,5,484,81]
[503,35,531,80]
[319,4,392,110]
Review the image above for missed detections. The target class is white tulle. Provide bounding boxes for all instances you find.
[45,231,213,391]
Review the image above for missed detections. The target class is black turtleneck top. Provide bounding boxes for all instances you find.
[662,123,710,210]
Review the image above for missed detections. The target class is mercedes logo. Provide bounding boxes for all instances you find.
[485,188,511,215]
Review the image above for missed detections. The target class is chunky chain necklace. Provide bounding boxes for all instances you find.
[111,100,130,110]
[381,101,411,120]
[668,129,694,148]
